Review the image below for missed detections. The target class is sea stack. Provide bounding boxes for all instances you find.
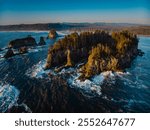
[45,30,139,79]
[8,36,37,49]
[48,29,58,39]
[38,37,46,46]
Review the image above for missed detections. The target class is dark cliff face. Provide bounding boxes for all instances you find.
[8,36,37,49]
[45,30,138,79]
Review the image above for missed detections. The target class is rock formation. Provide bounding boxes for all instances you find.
[4,49,14,58]
[48,29,58,39]
[8,36,37,49]
[38,37,46,46]
[45,30,139,79]
[45,31,113,69]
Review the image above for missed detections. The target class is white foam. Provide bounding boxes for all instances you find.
[66,70,104,96]
[72,78,102,96]
[92,74,105,85]
[67,71,122,96]
[26,59,53,78]
[0,83,20,112]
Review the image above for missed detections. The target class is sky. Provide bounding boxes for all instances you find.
[0,0,150,25]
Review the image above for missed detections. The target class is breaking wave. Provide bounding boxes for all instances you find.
[26,59,49,78]
[0,83,20,112]
[67,70,132,97]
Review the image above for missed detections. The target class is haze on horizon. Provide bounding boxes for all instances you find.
[0,0,150,25]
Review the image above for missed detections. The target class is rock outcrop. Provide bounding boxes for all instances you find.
[38,37,46,46]
[45,30,139,79]
[45,31,113,69]
[4,49,14,58]
[8,36,37,49]
[48,29,58,39]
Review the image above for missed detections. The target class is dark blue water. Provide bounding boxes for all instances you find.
[0,32,150,113]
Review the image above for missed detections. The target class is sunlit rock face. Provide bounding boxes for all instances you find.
[45,30,138,79]
[48,29,58,39]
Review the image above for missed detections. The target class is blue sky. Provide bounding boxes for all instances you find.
[0,0,149,25]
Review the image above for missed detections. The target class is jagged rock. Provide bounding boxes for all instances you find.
[4,49,14,58]
[8,36,37,49]
[18,46,28,54]
[45,31,112,69]
[48,29,58,39]
[45,30,139,79]
[38,37,46,46]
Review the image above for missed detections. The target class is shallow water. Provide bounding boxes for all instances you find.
[0,32,150,112]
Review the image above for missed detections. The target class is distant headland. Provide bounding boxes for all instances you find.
[0,22,150,35]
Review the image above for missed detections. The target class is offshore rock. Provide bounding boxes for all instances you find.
[8,36,37,49]
[38,37,46,46]
[48,29,58,39]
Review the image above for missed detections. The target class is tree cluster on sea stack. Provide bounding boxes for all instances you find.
[45,30,138,79]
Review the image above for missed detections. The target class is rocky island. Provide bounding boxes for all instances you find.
[2,35,47,58]
[8,36,37,49]
[45,30,139,79]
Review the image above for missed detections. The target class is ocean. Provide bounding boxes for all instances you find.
[0,31,150,113]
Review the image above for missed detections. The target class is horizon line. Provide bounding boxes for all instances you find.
[0,21,150,26]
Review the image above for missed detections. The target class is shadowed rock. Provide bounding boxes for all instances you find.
[8,36,37,49]
[4,49,14,58]
[38,37,46,46]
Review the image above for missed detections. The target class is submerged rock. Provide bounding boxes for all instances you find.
[138,49,144,56]
[38,37,46,46]
[4,49,14,58]
[48,29,58,39]
[8,36,37,49]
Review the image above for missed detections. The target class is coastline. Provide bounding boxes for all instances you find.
[0,30,150,37]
